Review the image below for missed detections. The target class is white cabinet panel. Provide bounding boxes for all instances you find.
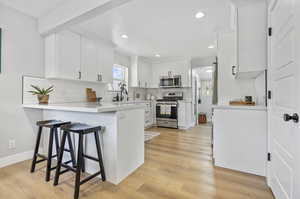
[178,101,186,128]
[97,43,113,83]
[81,37,98,82]
[213,108,267,176]
[45,31,81,80]
[45,30,113,83]
[237,2,267,72]
[130,56,152,88]
[178,101,193,129]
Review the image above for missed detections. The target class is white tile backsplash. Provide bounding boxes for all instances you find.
[23,76,113,104]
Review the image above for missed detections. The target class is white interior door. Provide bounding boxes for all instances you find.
[268,0,300,198]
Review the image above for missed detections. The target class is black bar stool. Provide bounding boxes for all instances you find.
[54,123,106,199]
[30,120,76,182]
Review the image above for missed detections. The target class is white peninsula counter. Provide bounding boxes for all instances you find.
[23,102,145,185]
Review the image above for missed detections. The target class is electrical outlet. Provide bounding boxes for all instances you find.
[8,139,16,149]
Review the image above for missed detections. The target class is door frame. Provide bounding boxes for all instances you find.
[266,0,277,187]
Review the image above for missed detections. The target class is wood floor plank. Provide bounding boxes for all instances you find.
[0,125,274,199]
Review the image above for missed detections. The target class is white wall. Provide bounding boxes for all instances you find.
[0,3,44,158]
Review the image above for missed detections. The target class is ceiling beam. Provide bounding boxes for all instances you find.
[38,0,132,36]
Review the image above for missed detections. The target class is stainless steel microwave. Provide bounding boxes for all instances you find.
[159,75,182,88]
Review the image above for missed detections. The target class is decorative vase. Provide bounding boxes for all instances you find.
[37,94,49,104]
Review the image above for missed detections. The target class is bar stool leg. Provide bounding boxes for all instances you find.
[46,128,55,182]
[30,126,43,173]
[53,131,67,186]
[67,133,76,168]
[54,128,60,156]
[94,131,106,181]
[74,133,83,199]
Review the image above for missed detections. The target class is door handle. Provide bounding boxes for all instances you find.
[283,113,299,123]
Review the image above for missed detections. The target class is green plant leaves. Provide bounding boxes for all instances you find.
[28,85,54,95]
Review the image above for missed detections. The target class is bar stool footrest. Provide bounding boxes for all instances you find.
[83,154,99,162]
[61,163,77,172]
[80,171,102,185]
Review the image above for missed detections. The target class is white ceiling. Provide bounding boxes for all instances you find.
[194,66,214,80]
[0,0,71,17]
[72,0,233,59]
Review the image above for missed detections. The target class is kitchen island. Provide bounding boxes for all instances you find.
[23,102,145,185]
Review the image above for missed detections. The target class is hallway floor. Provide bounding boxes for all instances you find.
[0,126,274,199]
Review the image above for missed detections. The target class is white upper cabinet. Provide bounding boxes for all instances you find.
[97,43,113,84]
[81,37,98,82]
[237,2,267,72]
[45,30,114,83]
[227,2,267,79]
[138,59,152,88]
[130,56,152,88]
[45,31,81,80]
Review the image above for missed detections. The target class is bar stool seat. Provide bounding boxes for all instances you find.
[31,120,76,182]
[54,123,106,199]
[60,123,103,134]
[37,120,70,128]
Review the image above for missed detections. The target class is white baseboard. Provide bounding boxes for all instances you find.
[0,150,34,169]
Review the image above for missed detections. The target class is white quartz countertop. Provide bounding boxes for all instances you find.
[23,102,147,113]
[212,105,267,111]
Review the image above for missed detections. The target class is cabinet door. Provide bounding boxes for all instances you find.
[137,61,145,88]
[143,62,152,88]
[56,31,81,80]
[97,43,113,83]
[178,102,186,127]
[81,37,98,82]
[237,3,267,72]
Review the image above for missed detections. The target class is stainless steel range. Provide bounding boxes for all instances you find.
[156,92,183,129]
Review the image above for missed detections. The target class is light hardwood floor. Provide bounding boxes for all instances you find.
[0,125,274,199]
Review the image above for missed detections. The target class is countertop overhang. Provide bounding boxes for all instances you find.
[212,105,267,111]
[23,102,147,113]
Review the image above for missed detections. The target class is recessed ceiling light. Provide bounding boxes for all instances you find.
[208,45,215,49]
[121,34,128,39]
[155,54,161,57]
[195,11,205,19]
[206,69,213,73]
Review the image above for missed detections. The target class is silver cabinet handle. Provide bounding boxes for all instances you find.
[99,74,102,82]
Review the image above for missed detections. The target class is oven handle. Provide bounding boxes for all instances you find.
[156,103,178,106]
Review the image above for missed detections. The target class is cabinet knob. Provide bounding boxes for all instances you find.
[97,74,102,82]
[78,71,82,80]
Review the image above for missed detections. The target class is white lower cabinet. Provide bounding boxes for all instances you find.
[45,30,114,83]
[212,107,267,176]
[178,101,193,129]
[144,102,155,128]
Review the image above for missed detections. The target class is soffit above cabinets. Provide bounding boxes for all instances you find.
[71,0,232,59]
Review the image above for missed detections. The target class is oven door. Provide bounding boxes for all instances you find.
[156,103,178,119]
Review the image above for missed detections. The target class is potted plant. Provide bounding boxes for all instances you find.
[28,85,54,104]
